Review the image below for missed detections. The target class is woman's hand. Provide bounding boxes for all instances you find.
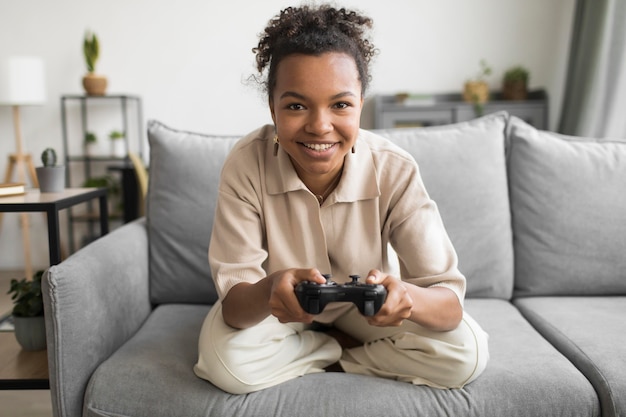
[268,268,327,324]
[365,269,463,331]
[365,270,413,327]
[221,268,326,329]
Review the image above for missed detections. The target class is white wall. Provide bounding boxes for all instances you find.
[0,0,575,271]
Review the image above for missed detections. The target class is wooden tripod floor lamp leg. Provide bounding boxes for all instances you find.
[0,105,38,279]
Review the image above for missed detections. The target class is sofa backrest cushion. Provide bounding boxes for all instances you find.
[508,117,626,297]
[375,112,513,299]
[147,120,240,305]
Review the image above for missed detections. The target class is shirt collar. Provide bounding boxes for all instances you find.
[265,129,380,203]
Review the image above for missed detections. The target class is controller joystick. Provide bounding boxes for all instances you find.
[295,274,387,316]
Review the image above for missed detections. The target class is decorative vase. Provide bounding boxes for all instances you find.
[13,315,47,351]
[36,166,66,193]
[82,73,108,96]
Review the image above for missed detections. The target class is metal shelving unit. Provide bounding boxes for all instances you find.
[60,94,144,252]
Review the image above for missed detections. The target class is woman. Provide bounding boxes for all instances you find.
[194,4,489,394]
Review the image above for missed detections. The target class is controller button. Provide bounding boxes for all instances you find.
[363,300,375,316]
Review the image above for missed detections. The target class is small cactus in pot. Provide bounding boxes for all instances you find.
[36,147,65,193]
[41,147,58,167]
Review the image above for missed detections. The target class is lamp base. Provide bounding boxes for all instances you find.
[1,152,38,280]
[4,153,38,187]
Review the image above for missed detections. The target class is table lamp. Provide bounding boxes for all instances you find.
[0,56,47,279]
[0,56,47,186]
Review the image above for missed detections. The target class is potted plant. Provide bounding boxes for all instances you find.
[7,270,46,351]
[463,59,492,115]
[82,30,107,96]
[85,131,98,156]
[83,174,122,214]
[109,130,126,158]
[502,65,530,100]
[35,148,65,193]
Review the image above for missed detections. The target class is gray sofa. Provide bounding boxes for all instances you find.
[42,111,626,417]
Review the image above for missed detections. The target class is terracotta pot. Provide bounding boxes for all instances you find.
[463,81,489,104]
[503,80,528,100]
[82,73,108,96]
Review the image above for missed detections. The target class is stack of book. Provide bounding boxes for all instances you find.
[0,182,26,197]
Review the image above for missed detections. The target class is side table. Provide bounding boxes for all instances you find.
[0,188,108,390]
[0,188,109,266]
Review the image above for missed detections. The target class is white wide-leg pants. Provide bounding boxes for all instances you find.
[194,301,489,394]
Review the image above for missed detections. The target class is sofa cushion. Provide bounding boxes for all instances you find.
[83,301,598,417]
[375,112,513,299]
[514,296,626,417]
[147,121,240,304]
[508,117,626,296]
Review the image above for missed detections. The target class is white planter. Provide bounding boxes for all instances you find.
[36,166,66,193]
[111,140,126,158]
[85,142,99,157]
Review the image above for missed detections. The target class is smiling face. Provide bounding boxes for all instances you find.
[269,52,364,194]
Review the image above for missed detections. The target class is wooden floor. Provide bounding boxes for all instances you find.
[0,270,53,417]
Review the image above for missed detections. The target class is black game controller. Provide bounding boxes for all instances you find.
[295,274,387,316]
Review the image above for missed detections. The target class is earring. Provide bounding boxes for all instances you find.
[351,145,356,154]
[273,134,279,156]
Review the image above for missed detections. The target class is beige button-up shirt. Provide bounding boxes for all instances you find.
[209,125,465,323]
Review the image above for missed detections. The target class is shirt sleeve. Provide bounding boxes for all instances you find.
[385,160,466,306]
[208,143,268,301]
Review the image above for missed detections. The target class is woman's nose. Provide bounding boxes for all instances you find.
[305,108,333,135]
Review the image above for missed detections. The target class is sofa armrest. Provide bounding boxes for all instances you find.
[43,218,152,417]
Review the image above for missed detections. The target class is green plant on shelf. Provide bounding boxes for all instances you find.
[109,130,124,140]
[464,59,492,117]
[83,175,120,196]
[471,59,492,83]
[83,31,100,73]
[503,65,529,83]
[82,175,123,213]
[84,132,98,144]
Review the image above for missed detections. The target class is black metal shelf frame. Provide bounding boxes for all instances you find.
[60,94,144,252]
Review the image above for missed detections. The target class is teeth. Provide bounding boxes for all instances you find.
[303,143,334,151]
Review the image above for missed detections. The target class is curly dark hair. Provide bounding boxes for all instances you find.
[254,4,377,98]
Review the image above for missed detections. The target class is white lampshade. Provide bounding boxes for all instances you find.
[0,56,46,105]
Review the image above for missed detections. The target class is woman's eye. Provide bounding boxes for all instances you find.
[334,102,351,109]
[287,103,305,110]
